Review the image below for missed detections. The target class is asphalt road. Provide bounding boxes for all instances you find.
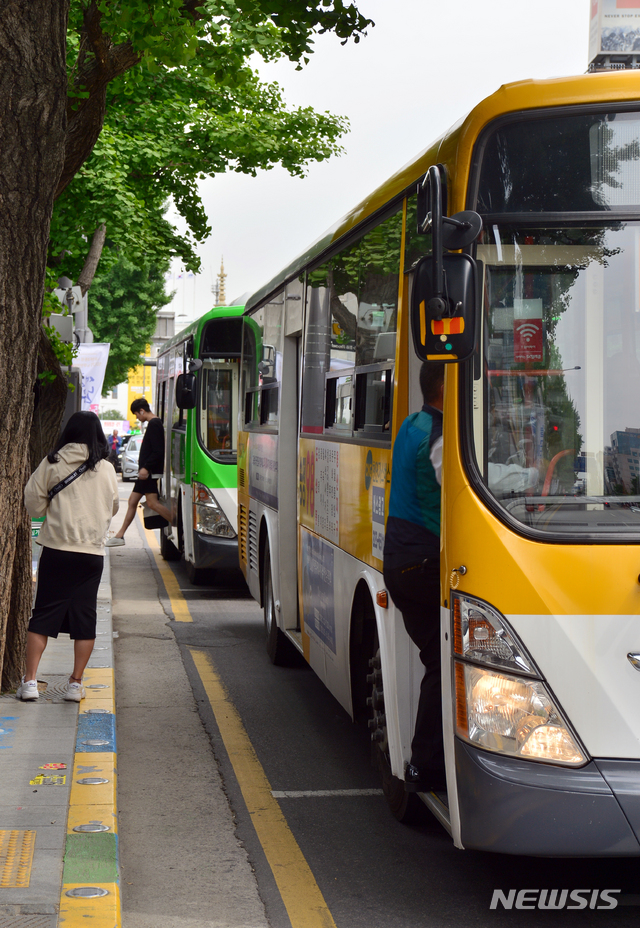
[157,556,640,928]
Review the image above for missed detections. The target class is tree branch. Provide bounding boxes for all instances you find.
[56,1,140,198]
[77,223,106,295]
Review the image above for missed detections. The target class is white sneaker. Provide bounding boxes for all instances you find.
[64,681,86,702]
[17,678,39,701]
[105,537,125,547]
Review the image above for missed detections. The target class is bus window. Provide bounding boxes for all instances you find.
[477,110,640,214]
[404,193,431,272]
[243,295,283,430]
[259,384,279,426]
[476,222,640,534]
[355,368,392,433]
[242,317,260,426]
[325,373,353,430]
[302,208,402,440]
[355,218,401,367]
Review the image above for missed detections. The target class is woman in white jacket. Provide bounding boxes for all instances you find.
[20,411,119,701]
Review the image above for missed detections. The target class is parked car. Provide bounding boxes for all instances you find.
[120,435,143,482]
[116,433,134,472]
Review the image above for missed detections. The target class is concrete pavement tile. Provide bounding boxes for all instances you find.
[0,807,69,828]
[0,754,73,769]
[33,827,67,850]
[3,730,77,755]
[0,785,70,807]
[3,704,79,730]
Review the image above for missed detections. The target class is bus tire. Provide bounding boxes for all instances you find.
[369,648,422,824]
[160,528,180,561]
[263,544,296,665]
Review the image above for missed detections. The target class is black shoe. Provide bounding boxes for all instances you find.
[404,763,447,793]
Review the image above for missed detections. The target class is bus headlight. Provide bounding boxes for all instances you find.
[193,482,236,538]
[452,593,587,766]
[455,664,585,765]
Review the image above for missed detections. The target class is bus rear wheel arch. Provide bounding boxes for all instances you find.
[368,646,421,824]
[349,583,421,824]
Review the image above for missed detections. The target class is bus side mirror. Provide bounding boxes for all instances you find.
[175,372,197,409]
[412,163,481,363]
[410,253,478,363]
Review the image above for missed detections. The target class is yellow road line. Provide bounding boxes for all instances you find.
[138,522,335,927]
[137,512,192,622]
[190,648,337,928]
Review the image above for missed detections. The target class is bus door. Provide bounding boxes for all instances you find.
[167,342,187,528]
[279,279,305,641]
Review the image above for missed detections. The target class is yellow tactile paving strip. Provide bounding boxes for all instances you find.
[0,829,36,888]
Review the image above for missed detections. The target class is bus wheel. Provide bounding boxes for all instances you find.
[263,544,295,665]
[160,528,180,562]
[368,648,421,824]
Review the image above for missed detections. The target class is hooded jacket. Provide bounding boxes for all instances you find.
[25,443,119,555]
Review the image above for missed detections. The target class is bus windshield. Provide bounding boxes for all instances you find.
[474,222,640,535]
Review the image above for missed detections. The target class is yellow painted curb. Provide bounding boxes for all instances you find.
[60,882,121,927]
[70,754,117,808]
[67,803,118,836]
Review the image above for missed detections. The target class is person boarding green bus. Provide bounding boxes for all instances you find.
[107,398,171,546]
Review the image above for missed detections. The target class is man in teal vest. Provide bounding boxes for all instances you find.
[383,362,445,793]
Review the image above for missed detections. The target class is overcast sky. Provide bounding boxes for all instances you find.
[166,0,590,325]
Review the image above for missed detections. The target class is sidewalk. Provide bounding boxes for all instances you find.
[0,496,269,928]
[0,552,119,928]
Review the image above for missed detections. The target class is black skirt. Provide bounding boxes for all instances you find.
[29,546,104,640]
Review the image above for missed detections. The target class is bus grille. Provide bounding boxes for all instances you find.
[248,510,259,573]
[238,467,245,488]
[238,504,248,565]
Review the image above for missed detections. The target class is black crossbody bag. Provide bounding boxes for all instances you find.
[47,462,89,501]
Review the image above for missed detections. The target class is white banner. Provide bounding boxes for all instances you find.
[76,343,111,413]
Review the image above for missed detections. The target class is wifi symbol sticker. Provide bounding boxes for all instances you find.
[513,318,543,362]
[516,322,539,340]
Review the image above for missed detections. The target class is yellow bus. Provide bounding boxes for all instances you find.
[237,71,640,855]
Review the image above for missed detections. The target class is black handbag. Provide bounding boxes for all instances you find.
[142,503,168,529]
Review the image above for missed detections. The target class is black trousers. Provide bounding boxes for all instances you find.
[383,558,444,775]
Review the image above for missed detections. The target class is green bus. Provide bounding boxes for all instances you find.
[155,305,244,583]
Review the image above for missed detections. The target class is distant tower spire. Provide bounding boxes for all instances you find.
[218,257,226,306]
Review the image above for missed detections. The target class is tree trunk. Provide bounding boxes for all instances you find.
[30,330,69,472]
[2,504,33,693]
[0,2,69,689]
